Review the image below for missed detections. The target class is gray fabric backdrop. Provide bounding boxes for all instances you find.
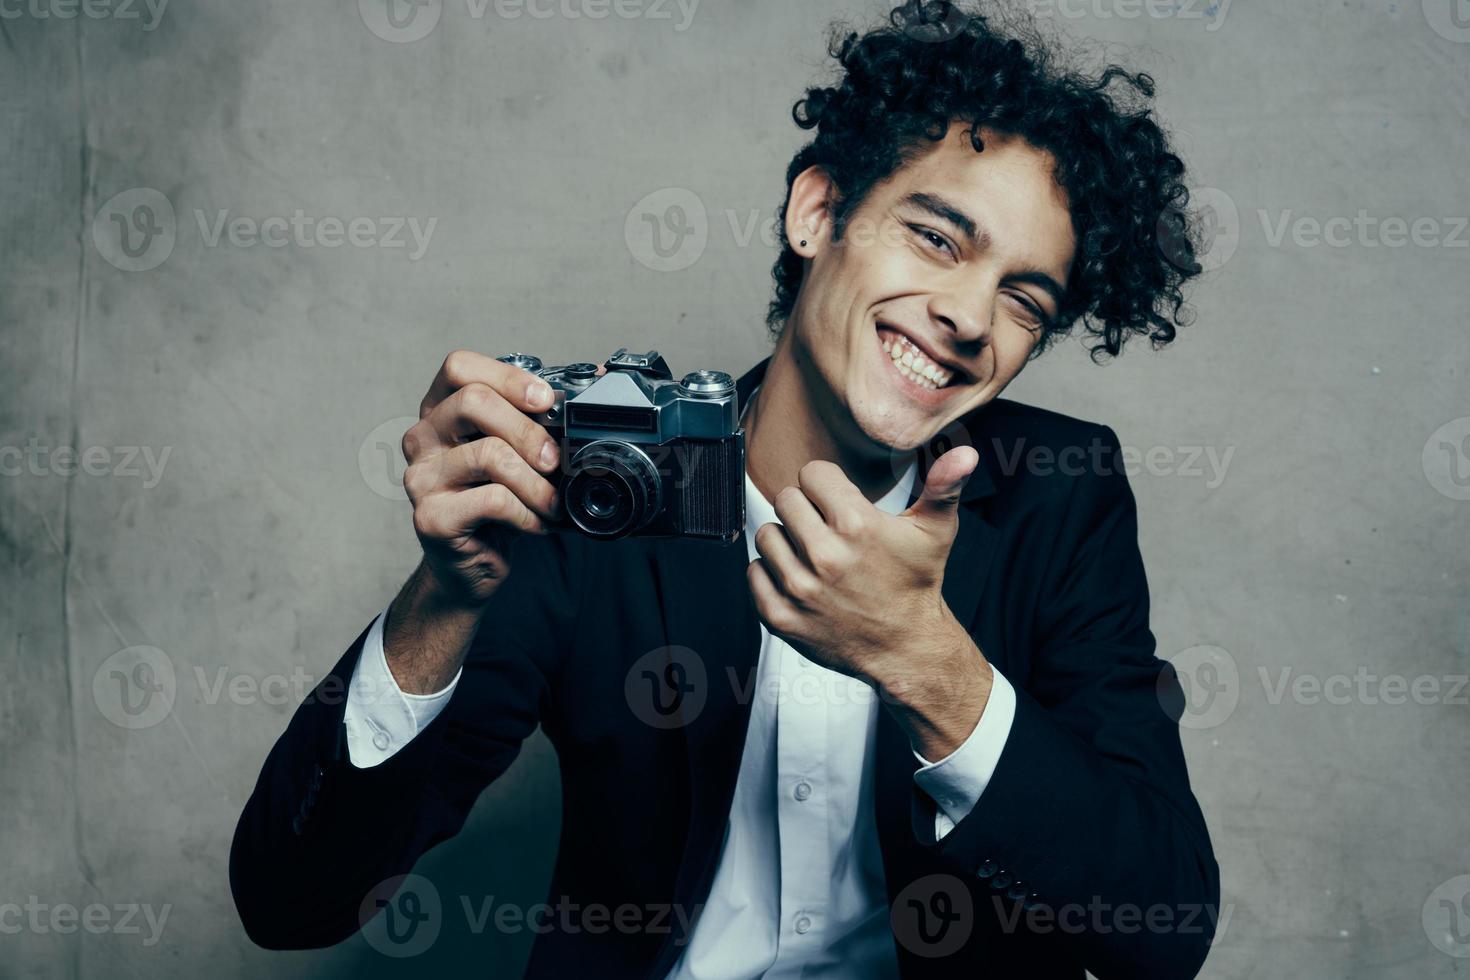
[3,0,1468,975]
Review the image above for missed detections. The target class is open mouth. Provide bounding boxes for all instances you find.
[876,325,964,393]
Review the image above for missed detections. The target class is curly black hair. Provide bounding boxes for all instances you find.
[767,0,1203,360]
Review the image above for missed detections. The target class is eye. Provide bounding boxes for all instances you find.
[910,225,956,259]
[1005,290,1047,327]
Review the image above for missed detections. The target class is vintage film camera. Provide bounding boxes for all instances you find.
[497,349,744,542]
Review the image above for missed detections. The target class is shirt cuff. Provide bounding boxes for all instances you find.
[342,605,461,768]
[911,667,1017,840]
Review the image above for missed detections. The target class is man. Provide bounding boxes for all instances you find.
[231,1,1219,976]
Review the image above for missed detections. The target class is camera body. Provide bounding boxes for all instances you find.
[498,348,745,542]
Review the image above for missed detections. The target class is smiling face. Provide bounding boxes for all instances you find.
[781,122,1077,456]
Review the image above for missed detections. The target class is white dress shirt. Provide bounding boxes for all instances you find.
[344,394,1018,977]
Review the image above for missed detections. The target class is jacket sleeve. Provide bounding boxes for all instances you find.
[228,529,583,950]
[921,424,1221,979]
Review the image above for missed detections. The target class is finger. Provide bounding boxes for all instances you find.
[421,349,556,419]
[405,436,560,520]
[795,459,870,534]
[415,481,546,541]
[751,522,820,601]
[413,382,561,474]
[902,446,979,531]
[771,484,836,565]
[746,558,792,632]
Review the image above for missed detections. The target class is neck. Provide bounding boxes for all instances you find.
[745,324,914,506]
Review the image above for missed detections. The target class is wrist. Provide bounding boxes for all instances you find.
[383,563,485,694]
[876,609,993,761]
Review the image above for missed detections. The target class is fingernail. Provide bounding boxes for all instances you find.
[529,382,552,408]
[540,441,559,470]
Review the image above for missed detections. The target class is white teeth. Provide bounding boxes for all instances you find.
[882,330,953,390]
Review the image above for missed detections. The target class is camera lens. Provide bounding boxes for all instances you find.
[564,441,662,539]
[583,480,621,520]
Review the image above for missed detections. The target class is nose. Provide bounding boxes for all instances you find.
[927,276,993,347]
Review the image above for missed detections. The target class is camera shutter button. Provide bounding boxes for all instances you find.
[679,370,734,397]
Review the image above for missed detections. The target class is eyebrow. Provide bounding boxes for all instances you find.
[898,190,1068,310]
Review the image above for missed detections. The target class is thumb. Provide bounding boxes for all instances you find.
[902,446,979,531]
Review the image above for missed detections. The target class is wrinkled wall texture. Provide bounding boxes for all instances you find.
[2,0,1467,976]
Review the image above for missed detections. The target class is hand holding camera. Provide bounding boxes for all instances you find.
[399,349,571,609]
[399,347,744,611]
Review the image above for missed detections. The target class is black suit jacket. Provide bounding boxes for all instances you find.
[231,357,1219,978]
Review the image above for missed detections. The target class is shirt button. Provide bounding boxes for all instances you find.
[794,915,812,934]
[372,731,391,751]
[793,781,812,802]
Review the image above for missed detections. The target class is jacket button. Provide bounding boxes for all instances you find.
[291,814,304,837]
[991,871,1013,890]
[1022,893,1042,911]
[977,860,999,879]
[1006,882,1027,901]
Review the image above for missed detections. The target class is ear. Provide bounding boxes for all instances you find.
[785,165,836,259]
